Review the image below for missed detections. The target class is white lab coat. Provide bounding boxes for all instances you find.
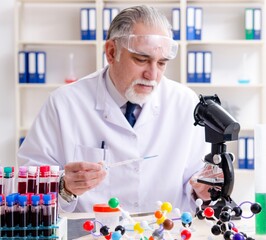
[17,66,208,214]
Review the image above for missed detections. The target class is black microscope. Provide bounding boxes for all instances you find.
[193,94,241,219]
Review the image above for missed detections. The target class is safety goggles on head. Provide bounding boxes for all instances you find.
[117,34,178,60]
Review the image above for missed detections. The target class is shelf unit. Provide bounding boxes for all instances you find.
[15,0,266,165]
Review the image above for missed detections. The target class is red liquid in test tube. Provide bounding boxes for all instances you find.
[39,166,50,194]
[27,166,38,194]
[50,166,59,193]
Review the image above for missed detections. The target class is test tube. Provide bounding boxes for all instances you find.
[26,192,33,235]
[0,195,6,237]
[18,166,28,194]
[5,194,15,237]
[50,165,59,224]
[11,193,20,234]
[49,192,57,236]
[43,194,53,237]
[27,166,38,194]
[18,195,27,237]
[31,195,40,237]
[50,166,59,193]
[3,167,15,196]
[0,167,3,194]
[39,166,50,194]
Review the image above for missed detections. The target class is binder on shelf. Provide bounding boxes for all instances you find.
[88,8,96,40]
[36,51,46,83]
[80,8,96,40]
[238,137,247,169]
[28,51,37,83]
[103,8,111,40]
[195,7,202,40]
[111,8,119,23]
[245,8,254,40]
[195,51,204,82]
[103,8,119,40]
[203,51,212,83]
[246,137,254,169]
[186,7,195,40]
[18,51,28,83]
[81,8,89,40]
[253,8,261,40]
[187,51,196,83]
[172,8,180,40]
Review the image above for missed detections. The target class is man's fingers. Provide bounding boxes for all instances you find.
[65,161,102,172]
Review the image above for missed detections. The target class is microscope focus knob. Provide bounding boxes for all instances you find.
[213,154,222,164]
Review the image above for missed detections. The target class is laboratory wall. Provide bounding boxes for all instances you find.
[0,0,16,166]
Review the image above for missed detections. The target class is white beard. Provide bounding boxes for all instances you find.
[125,79,158,105]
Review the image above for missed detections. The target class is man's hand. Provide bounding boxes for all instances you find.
[63,161,107,196]
[189,164,224,201]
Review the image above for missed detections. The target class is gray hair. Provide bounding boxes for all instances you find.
[107,5,173,40]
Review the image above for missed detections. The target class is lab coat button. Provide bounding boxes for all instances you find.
[134,202,139,208]
[134,167,139,172]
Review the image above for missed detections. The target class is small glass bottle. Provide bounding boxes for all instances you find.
[17,166,28,194]
[64,53,77,84]
[27,166,38,194]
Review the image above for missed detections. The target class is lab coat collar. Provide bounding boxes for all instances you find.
[95,66,160,130]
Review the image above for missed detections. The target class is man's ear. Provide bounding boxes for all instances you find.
[105,40,117,64]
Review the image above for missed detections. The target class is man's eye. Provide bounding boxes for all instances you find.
[135,58,147,63]
[158,61,167,67]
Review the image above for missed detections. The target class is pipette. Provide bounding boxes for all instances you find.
[105,155,158,169]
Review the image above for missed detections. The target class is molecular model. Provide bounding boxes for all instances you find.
[83,197,194,240]
[195,199,262,240]
[83,198,262,240]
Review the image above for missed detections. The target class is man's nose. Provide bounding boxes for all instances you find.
[143,62,158,80]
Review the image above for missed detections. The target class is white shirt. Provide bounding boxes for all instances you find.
[17,66,208,214]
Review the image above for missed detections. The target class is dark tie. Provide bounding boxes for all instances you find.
[125,102,137,127]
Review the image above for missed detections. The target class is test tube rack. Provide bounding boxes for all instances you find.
[0,216,67,240]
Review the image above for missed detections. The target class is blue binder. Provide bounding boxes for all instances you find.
[103,8,111,40]
[80,8,89,40]
[253,8,261,40]
[187,51,196,83]
[88,8,96,40]
[203,51,212,83]
[28,51,37,83]
[195,51,204,82]
[238,137,247,169]
[195,8,202,40]
[36,51,46,83]
[246,137,254,169]
[103,8,119,40]
[18,51,28,83]
[172,8,180,40]
[186,7,195,40]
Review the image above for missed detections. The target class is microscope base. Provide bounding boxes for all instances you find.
[198,198,241,220]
